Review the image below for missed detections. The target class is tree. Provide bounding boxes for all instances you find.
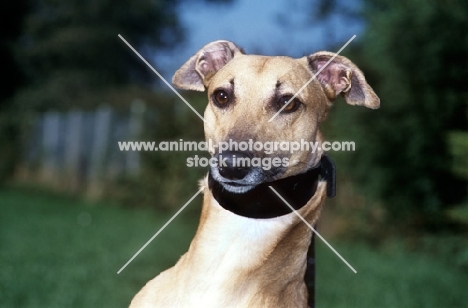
[13,0,184,111]
[0,0,30,181]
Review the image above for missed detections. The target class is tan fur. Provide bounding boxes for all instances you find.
[130,40,379,308]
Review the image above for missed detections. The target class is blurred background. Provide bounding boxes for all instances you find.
[1,0,467,307]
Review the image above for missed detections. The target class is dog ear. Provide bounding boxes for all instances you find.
[307,52,380,109]
[172,40,244,91]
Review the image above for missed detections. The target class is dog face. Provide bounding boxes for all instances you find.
[173,41,379,193]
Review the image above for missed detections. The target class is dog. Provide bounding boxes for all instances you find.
[129,40,379,308]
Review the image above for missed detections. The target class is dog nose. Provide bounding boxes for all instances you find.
[216,151,252,180]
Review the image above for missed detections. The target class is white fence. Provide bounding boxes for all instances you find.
[17,101,146,195]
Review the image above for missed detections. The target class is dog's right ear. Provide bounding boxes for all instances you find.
[172,40,244,91]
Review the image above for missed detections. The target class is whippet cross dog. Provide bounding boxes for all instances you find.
[130,40,379,308]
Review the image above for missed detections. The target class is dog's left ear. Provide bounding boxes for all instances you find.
[308,52,380,109]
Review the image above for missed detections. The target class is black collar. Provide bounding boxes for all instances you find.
[208,155,336,219]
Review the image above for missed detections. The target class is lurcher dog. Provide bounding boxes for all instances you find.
[130,40,379,308]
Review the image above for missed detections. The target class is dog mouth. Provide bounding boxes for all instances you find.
[209,163,285,194]
[217,181,256,194]
[209,166,267,193]
[209,150,287,193]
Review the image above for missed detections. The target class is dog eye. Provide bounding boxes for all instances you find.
[277,95,301,113]
[213,90,230,107]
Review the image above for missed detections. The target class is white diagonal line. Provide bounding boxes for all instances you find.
[268,35,356,122]
[118,34,206,122]
[117,186,204,274]
[268,186,357,273]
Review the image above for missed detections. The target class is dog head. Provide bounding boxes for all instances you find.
[173,40,379,193]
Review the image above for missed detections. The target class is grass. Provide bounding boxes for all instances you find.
[1,188,467,307]
[316,240,468,307]
[0,188,199,307]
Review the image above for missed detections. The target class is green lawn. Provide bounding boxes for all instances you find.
[1,188,467,307]
[316,241,468,308]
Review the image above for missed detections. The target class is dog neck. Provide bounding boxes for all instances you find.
[208,167,320,219]
[177,178,327,306]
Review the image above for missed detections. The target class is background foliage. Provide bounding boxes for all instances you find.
[319,0,468,230]
[15,0,183,111]
[0,1,30,181]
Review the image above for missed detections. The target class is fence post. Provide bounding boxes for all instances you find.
[64,110,83,191]
[42,111,60,185]
[126,99,146,176]
[88,105,113,196]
